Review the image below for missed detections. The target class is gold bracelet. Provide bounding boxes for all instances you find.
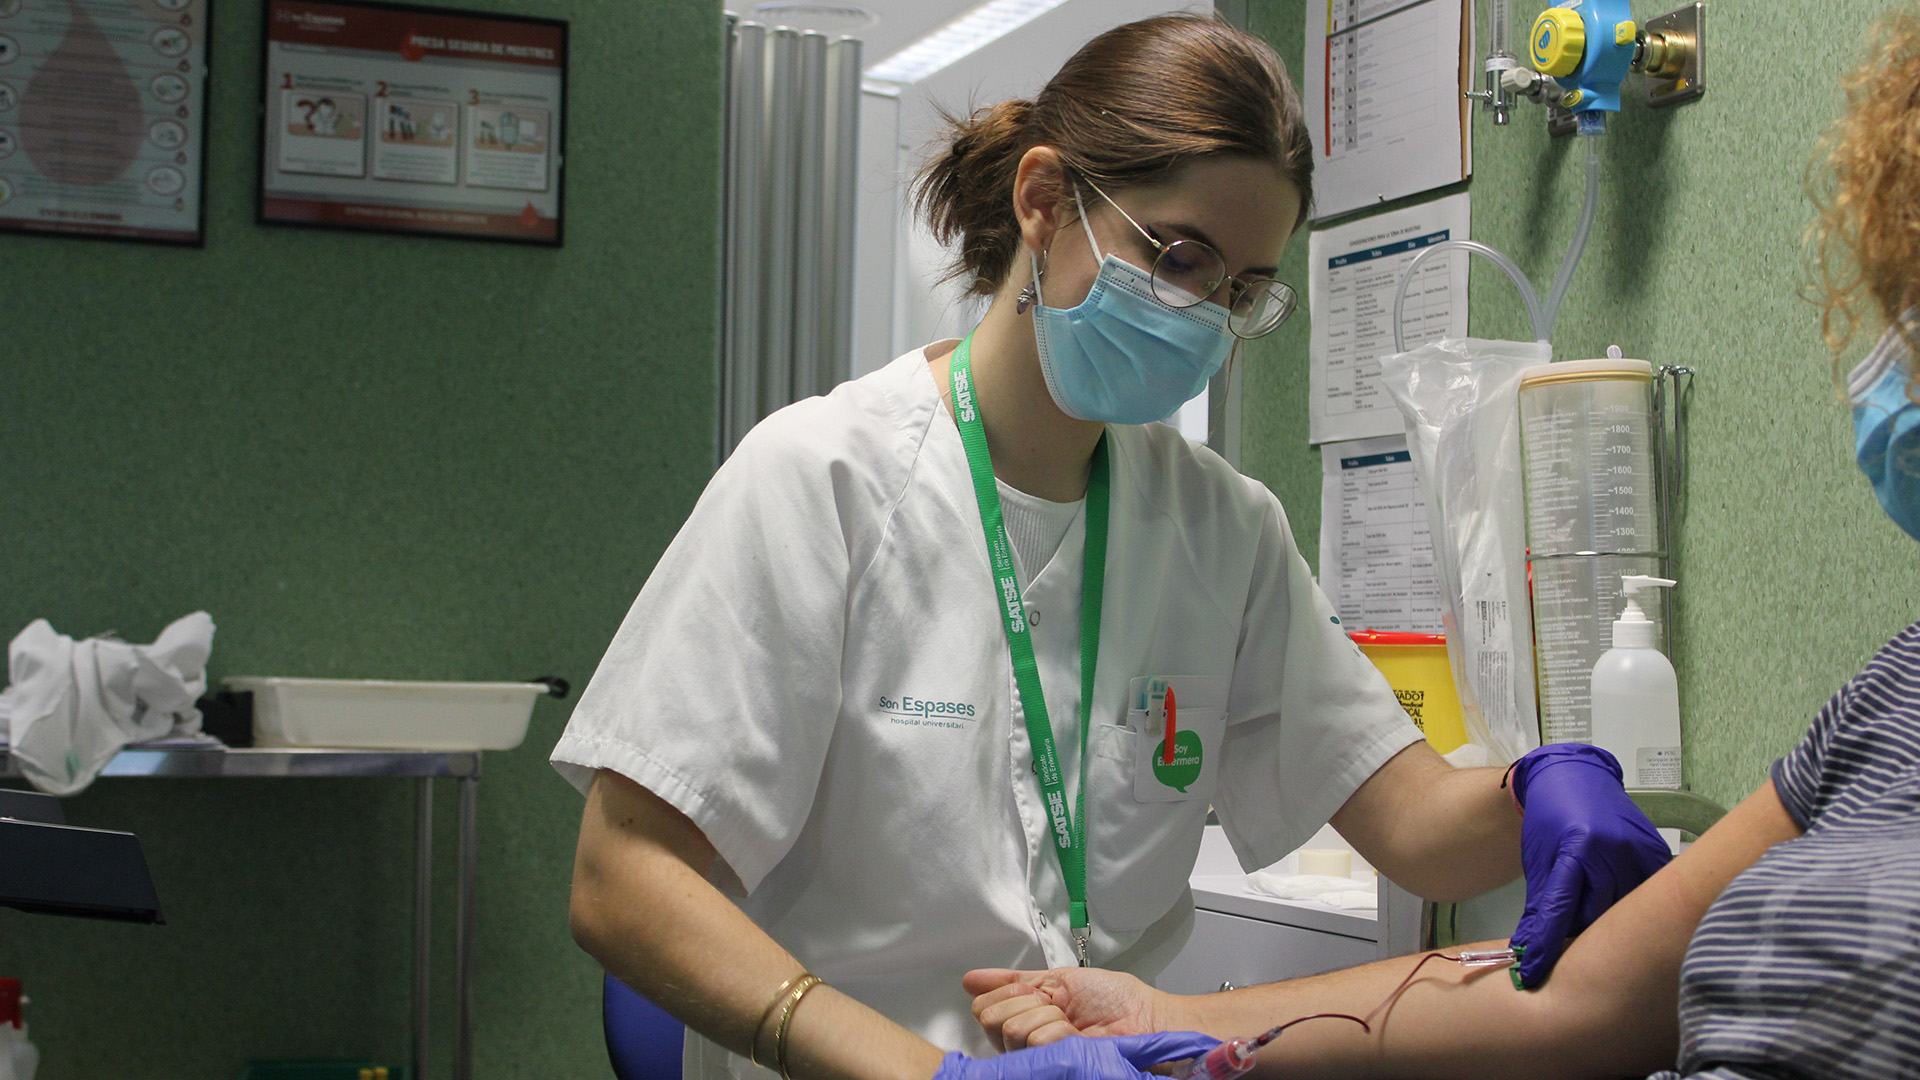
[773,975,825,1080]
[749,973,810,1067]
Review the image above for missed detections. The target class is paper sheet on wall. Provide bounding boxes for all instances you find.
[1317,434,1444,633]
[1308,193,1470,444]
[1303,0,1471,221]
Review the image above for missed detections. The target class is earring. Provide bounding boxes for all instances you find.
[1016,250,1048,315]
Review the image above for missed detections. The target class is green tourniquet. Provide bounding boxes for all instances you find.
[948,332,1110,955]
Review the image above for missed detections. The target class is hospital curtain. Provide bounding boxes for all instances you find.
[719,15,863,458]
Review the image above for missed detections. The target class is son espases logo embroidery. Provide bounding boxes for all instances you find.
[876,694,978,729]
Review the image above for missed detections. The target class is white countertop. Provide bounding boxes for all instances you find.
[1189,825,1380,941]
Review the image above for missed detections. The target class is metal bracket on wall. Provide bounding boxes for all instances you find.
[1546,103,1578,138]
[1653,364,1694,554]
[1642,3,1706,109]
[1652,364,1695,653]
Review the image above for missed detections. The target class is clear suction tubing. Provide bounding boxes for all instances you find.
[1392,134,1604,351]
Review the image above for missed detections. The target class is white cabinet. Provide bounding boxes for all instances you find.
[1157,826,1423,994]
[1157,908,1377,993]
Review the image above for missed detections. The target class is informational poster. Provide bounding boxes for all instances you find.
[1317,434,1444,633]
[1303,0,1469,221]
[260,0,566,244]
[0,0,209,244]
[1307,192,1469,444]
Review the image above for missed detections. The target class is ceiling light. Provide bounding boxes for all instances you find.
[750,3,878,33]
[863,0,1073,84]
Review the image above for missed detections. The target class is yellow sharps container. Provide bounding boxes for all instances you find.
[1349,631,1468,754]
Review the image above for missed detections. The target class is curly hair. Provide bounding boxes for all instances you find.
[1808,8,1920,386]
[913,13,1314,298]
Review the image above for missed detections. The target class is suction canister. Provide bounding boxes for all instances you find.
[1518,358,1666,744]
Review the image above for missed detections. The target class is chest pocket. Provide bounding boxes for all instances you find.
[1085,706,1227,932]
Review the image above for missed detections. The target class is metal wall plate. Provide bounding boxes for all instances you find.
[1643,2,1706,108]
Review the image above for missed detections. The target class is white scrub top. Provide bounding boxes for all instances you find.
[553,345,1421,1079]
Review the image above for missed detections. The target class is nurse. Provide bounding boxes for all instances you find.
[556,13,1665,1080]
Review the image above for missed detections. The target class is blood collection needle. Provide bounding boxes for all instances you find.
[1454,947,1519,968]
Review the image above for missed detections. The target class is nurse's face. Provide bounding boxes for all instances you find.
[1033,154,1301,316]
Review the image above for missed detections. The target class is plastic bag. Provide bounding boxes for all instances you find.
[1379,338,1545,763]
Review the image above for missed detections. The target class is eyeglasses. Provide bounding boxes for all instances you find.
[1080,178,1297,339]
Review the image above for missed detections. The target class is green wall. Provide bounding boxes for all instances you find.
[1242,0,1920,811]
[9,1,1917,1073]
[0,2,724,1077]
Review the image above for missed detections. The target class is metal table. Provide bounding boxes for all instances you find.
[0,747,482,1080]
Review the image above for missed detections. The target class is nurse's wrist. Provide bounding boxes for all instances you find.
[750,971,819,1067]
[776,982,947,1080]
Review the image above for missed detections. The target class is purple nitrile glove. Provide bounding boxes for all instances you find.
[932,1033,1222,1080]
[1507,743,1671,990]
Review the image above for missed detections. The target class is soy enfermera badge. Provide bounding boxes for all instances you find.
[1130,680,1208,803]
[1151,730,1204,791]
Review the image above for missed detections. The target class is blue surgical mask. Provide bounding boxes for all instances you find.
[1851,322,1920,541]
[1030,192,1232,425]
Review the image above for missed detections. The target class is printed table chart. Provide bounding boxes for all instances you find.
[1325,440,1443,632]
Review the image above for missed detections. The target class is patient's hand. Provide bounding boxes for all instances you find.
[964,967,1170,1051]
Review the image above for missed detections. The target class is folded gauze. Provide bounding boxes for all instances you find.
[1245,870,1379,911]
[0,612,215,795]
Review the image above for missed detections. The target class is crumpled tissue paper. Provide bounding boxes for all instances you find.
[1245,870,1379,911]
[0,612,215,795]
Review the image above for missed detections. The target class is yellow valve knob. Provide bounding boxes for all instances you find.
[1531,8,1586,78]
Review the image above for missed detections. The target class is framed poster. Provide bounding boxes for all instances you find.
[0,0,212,245]
[258,0,565,244]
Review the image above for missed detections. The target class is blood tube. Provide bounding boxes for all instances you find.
[1172,1038,1257,1080]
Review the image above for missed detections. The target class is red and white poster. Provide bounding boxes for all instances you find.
[0,0,210,245]
[260,0,565,243]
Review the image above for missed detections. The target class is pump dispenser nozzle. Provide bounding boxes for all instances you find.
[1614,576,1675,648]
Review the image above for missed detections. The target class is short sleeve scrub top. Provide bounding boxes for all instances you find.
[552,344,1422,1079]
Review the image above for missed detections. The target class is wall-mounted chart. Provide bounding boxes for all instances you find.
[0,0,210,244]
[1302,0,1470,222]
[259,0,566,244]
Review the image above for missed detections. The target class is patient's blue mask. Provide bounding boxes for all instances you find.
[1029,191,1232,425]
[1851,322,1920,542]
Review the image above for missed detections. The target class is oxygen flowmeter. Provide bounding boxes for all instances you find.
[1531,1,1637,115]
[1488,2,1708,134]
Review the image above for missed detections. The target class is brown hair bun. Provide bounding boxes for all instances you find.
[914,13,1314,297]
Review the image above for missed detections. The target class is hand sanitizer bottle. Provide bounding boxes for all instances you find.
[1589,576,1682,789]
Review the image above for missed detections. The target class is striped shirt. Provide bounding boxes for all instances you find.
[1649,622,1920,1079]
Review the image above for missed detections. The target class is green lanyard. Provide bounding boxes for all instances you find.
[949,331,1109,966]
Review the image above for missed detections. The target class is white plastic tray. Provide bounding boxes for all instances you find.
[224,677,543,751]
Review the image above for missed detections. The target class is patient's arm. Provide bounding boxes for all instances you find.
[969,780,1801,1079]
